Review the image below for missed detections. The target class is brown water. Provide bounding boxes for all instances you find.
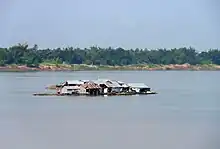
[0,71,219,149]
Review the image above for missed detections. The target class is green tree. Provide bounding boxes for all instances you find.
[0,43,220,66]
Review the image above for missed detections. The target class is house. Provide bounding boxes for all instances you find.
[92,79,109,94]
[57,81,102,95]
[63,80,85,86]
[56,78,153,95]
[105,80,123,93]
[127,83,151,93]
[80,82,101,95]
[58,85,80,95]
[57,80,85,95]
[116,80,130,92]
[92,79,124,94]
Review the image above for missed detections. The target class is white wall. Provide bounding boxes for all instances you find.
[131,88,140,93]
[60,86,72,94]
[78,87,87,94]
[112,87,121,93]
[104,88,108,93]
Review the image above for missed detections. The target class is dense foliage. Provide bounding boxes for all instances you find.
[0,43,220,66]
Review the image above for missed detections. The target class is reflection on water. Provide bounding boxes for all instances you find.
[0,71,219,149]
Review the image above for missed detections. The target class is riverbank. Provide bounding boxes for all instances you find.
[0,63,220,72]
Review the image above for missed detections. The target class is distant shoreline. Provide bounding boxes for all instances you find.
[0,63,220,72]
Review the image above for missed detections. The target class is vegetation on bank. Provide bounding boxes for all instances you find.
[0,43,220,71]
[1,63,220,72]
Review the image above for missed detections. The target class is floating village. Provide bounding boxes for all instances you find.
[34,78,157,97]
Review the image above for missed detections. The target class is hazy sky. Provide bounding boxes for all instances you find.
[0,0,219,50]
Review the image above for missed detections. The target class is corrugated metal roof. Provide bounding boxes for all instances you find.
[106,80,122,88]
[117,80,125,84]
[92,79,122,88]
[127,83,149,88]
[79,80,90,83]
[92,79,109,85]
[120,84,129,87]
[116,80,129,87]
[66,80,84,85]
[63,86,80,90]
[81,82,101,89]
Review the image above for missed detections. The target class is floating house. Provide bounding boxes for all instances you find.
[57,80,85,95]
[92,79,128,94]
[91,79,109,94]
[80,82,102,95]
[58,86,80,95]
[47,78,157,96]
[116,80,130,92]
[105,80,122,93]
[127,83,151,93]
[63,80,85,86]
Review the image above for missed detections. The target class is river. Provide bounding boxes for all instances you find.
[0,71,219,149]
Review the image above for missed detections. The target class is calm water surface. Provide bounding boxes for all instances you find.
[0,71,219,149]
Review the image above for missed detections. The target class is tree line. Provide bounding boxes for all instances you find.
[0,43,220,67]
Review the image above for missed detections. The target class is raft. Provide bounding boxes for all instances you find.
[33,91,157,97]
[33,93,60,96]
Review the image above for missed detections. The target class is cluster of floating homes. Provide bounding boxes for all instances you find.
[52,79,156,96]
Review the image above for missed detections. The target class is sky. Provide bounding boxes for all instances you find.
[0,0,219,50]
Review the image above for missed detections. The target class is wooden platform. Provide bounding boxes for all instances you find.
[33,91,157,97]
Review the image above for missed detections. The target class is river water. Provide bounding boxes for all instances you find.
[0,71,219,149]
